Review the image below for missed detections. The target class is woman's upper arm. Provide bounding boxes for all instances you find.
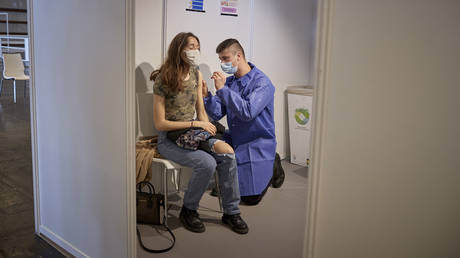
[195,70,208,121]
[153,94,166,131]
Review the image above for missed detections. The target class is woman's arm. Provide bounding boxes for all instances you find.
[195,70,209,122]
[153,93,216,134]
[153,94,194,131]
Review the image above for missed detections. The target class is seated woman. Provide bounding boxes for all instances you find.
[151,32,248,234]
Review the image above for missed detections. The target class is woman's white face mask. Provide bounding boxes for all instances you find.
[185,49,201,66]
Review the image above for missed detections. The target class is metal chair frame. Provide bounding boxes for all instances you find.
[151,157,222,226]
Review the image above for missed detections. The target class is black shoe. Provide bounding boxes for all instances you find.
[222,214,249,234]
[271,153,285,188]
[240,195,263,206]
[210,186,219,197]
[179,206,205,233]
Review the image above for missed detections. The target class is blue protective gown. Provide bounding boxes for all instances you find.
[204,63,276,196]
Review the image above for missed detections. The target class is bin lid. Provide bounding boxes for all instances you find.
[286,85,313,96]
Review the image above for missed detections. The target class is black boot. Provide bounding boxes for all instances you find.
[179,206,205,233]
[210,186,219,197]
[222,214,249,234]
[271,153,285,188]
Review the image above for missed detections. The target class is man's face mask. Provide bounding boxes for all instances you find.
[220,54,238,75]
[185,49,200,66]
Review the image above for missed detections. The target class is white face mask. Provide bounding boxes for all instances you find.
[185,49,201,66]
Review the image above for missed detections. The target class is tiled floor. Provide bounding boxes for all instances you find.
[0,86,64,258]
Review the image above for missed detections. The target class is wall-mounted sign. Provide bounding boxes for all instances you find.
[220,0,238,17]
[186,0,205,13]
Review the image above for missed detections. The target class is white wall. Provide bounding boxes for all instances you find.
[32,0,131,257]
[134,0,163,73]
[253,0,316,159]
[164,0,252,88]
[135,0,163,137]
[134,0,316,158]
[310,1,460,257]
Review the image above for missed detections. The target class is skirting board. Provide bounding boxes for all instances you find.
[39,225,89,258]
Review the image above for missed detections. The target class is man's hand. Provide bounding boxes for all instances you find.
[202,79,209,97]
[211,71,226,90]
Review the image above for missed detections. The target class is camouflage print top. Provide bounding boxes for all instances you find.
[153,66,198,121]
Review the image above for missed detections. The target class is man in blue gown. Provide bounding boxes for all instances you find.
[203,39,284,205]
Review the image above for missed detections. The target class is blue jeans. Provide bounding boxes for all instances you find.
[157,131,241,215]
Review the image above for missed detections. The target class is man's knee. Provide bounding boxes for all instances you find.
[213,141,234,154]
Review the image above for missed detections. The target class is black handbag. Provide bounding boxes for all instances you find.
[136,181,176,253]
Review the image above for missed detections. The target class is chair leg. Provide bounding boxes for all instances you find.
[163,166,169,226]
[178,168,182,192]
[173,168,180,192]
[214,172,223,212]
[0,78,3,96]
[13,79,17,103]
[24,81,27,100]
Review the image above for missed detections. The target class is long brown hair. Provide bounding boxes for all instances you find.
[150,32,200,93]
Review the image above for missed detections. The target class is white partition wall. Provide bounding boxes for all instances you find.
[134,0,163,138]
[252,0,315,160]
[162,0,316,158]
[306,1,460,257]
[30,0,135,257]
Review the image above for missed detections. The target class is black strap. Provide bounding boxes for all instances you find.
[136,182,174,252]
[136,220,176,253]
[137,181,155,194]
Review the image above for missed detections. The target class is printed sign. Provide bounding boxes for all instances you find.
[186,0,205,13]
[220,0,238,16]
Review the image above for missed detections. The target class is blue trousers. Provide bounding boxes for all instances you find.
[157,131,241,215]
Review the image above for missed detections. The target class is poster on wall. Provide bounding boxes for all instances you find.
[220,0,238,16]
[186,0,205,13]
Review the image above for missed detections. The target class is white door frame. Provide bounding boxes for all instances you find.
[28,0,333,257]
[303,0,334,257]
[27,0,40,235]
[124,0,137,256]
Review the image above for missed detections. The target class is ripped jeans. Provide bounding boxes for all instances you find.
[157,131,241,215]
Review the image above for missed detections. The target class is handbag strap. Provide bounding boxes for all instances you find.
[136,182,174,252]
[137,181,155,194]
[136,221,176,253]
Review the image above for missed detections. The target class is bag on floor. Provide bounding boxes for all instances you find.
[136,181,176,253]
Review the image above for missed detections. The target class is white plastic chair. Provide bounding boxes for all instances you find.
[135,92,222,226]
[1,53,29,103]
[151,157,223,226]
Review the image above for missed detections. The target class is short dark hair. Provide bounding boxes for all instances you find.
[216,38,245,58]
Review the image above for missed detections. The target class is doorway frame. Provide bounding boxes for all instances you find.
[125,0,336,257]
[27,0,40,235]
[303,0,335,257]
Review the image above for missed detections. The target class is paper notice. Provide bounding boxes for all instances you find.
[186,0,205,13]
[220,0,238,16]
